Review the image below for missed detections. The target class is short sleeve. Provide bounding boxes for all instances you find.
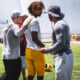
[31,20,39,32]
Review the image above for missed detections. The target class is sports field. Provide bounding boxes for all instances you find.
[0,42,80,80]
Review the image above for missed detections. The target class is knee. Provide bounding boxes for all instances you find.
[55,69,63,78]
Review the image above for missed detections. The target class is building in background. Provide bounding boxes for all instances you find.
[21,0,80,34]
[0,0,80,42]
[0,0,22,42]
[0,0,22,22]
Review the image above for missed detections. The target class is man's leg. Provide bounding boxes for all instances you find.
[27,76,34,80]
[22,68,26,80]
[54,53,73,80]
[25,48,36,80]
[66,54,74,80]
[21,56,27,80]
[3,58,21,80]
[54,54,67,80]
[3,60,12,80]
[37,76,44,80]
[26,59,36,80]
[13,58,22,80]
[33,51,45,80]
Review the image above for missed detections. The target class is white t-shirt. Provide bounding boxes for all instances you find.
[25,17,41,50]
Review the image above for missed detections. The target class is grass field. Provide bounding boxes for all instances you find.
[0,42,80,80]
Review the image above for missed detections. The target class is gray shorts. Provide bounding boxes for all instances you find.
[21,56,26,68]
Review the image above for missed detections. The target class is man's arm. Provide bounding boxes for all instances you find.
[40,24,66,53]
[14,17,33,37]
[31,31,45,47]
[46,24,66,53]
[31,20,45,48]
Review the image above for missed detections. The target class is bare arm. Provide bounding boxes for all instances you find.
[31,31,45,48]
[40,24,66,53]
[46,24,66,53]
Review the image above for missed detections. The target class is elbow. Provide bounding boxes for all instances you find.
[15,33,21,37]
[32,38,37,43]
[59,41,65,48]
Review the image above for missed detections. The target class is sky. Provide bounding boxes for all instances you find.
[20,0,80,34]
[0,0,22,22]
[0,0,80,34]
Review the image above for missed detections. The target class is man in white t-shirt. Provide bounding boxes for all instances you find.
[25,1,45,80]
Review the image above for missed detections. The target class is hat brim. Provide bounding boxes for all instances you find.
[44,11,64,18]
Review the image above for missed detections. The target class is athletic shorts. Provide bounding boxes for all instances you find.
[21,56,26,68]
[25,48,45,76]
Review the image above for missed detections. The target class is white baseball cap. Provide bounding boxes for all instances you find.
[11,10,23,18]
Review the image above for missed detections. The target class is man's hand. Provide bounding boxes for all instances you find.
[40,48,47,53]
[23,16,33,27]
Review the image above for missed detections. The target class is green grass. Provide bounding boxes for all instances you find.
[0,43,80,80]
[0,47,5,75]
[70,43,80,80]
